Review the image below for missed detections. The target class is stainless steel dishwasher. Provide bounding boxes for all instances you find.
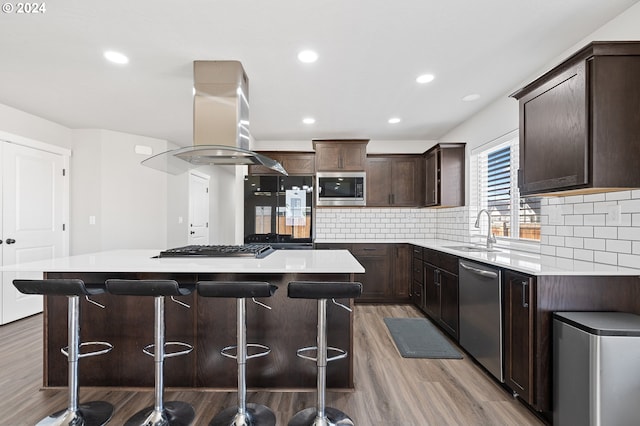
[458,259,503,382]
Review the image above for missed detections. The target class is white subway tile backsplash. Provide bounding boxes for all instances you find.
[618,253,640,269]
[606,191,632,201]
[595,251,618,265]
[584,238,606,251]
[316,189,640,269]
[584,193,606,202]
[594,226,618,239]
[606,239,632,254]
[584,214,606,226]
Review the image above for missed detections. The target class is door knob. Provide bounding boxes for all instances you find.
[6,238,16,244]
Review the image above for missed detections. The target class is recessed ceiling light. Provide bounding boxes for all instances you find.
[416,74,435,84]
[298,50,318,63]
[104,50,129,65]
[462,93,481,102]
[303,117,316,124]
[388,117,401,124]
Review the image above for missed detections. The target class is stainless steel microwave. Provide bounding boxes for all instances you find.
[316,172,366,206]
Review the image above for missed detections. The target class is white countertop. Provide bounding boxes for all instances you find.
[317,238,640,276]
[1,249,365,274]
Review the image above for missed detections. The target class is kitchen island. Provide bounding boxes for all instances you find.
[7,249,364,390]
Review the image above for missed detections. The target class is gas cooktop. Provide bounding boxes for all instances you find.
[158,244,275,259]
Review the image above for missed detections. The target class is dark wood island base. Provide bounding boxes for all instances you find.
[44,272,355,390]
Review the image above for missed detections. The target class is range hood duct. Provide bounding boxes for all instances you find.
[142,61,287,175]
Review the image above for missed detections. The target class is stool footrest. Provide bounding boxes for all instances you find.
[143,342,193,359]
[221,343,271,360]
[61,341,114,358]
[296,346,348,363]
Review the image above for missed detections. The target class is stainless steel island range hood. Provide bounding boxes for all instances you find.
[142,61,287,175]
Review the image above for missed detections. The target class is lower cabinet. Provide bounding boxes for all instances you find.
[421,248,459,340]
[504,270,535,406]
[315,243,411,303]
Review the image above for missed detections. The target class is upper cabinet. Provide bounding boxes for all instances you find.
[248,151,315,175]
[423,143,465,208]
[366,155,423,207]
[511,42,640,196]
[313,139,368,171]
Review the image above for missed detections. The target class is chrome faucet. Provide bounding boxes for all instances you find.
[475,209,496,250]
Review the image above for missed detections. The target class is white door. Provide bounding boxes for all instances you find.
[1,142,66,324]
[188,171,210,246]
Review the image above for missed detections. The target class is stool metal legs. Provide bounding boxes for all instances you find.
[38,295,114,426]
[124,296,195,426]
[289,299,354,426]
[211,298,276,426]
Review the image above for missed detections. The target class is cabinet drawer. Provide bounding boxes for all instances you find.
[413,261,423,283]
[412,246,423,260]
[423,248,458,275]
[351,244,390,256]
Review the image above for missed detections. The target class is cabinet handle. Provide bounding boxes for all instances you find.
[521,281,529,308]
[434,270,440,286]
[6,238,16,245]
[391,194,395,204]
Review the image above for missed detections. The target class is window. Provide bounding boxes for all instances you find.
[472,132,541,242]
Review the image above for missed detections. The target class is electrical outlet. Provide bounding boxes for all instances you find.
[548,206,563,225]
[606,204,622,225]
[89,215,96,225]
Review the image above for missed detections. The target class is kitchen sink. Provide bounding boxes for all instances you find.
[443,245,501,253]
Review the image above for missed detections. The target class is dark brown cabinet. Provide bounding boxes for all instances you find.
[411,246,424,309]
[504,270,535,406]
[313,139,368,171]
[511,42,640,196]
[423,143,465,207]
[393,244,412,299]
[366,155,423,207]
[421,248,459,339]
[248,151,315,175]
[315,243,410,303]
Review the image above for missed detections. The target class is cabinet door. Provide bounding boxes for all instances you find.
[283,153,315,175]
[352,245,391,301]
[519,62,588,194]
[424,263,440,318]
[392,244,411,299]
[424,150,438,206]
[366,158,392,206]
[340,143,367,171]
[439,270,458,339]
[315,144,343,171]
[391,157,420,206]
[504,270,535,405]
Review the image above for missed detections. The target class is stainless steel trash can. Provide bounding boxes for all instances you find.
[553,312,640,426]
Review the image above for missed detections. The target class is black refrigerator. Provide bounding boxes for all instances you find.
[244,175,314,247]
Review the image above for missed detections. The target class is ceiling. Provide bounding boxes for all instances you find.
[1,0,638,147]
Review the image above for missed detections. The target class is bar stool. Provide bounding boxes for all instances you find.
[105,279,195,426]
[196,281,278,426]
[287,281,362,426]
[13,278,114,426]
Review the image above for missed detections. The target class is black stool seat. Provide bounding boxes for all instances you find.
[287,281,362,300]
[197,281,277,298]
[13,279,114,426]
[13,278,105,296]
[197,281,277,426]
[105,279,192,296]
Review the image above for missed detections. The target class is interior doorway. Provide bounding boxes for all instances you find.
[188,171,210,246]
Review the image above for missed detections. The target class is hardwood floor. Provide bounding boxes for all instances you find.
[0,304,544,425]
